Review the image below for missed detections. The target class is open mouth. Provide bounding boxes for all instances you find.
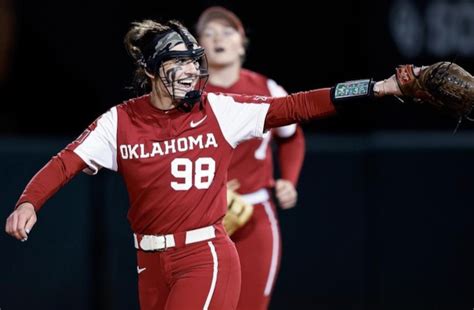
[214,47,225,53]
[174,78,195,93]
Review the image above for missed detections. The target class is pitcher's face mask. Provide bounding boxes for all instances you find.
[141,24,209,112]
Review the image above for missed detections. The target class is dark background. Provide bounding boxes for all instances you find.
[1,0,473,136]
[1,0,474,309]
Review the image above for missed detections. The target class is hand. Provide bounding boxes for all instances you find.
[275,179,297,209]
[373,67,424,97]
[226,179,241,191]
[373,74,402,97]
[5,202,37,241]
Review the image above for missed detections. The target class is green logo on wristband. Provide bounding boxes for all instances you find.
[335,79,371,98]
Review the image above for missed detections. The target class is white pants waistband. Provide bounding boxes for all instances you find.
[240,188,270,205]
[134,225,216,251]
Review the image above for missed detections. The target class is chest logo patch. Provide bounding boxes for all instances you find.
[190,115,208,128]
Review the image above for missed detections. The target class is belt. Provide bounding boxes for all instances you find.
[134,225,216,251]
[240,188,270,205]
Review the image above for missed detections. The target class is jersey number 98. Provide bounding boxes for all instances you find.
[171,157,216,190]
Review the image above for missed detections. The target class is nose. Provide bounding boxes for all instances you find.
[184,61,199,75]
[211,31,225,42]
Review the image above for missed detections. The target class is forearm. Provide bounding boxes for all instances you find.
[16,149,87,211]
[276,126,305,185]
[264,88,336,130]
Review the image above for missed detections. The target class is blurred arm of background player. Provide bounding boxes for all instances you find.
[273,125,305,209]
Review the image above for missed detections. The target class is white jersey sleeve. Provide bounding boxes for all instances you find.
[73,107,118,174]
[267,79,297,138]
[207,93,270,148]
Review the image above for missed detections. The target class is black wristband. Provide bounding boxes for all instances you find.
[330,79,375,102]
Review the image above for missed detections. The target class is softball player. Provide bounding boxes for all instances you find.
[5,18,402,310]
[196,6,305,309]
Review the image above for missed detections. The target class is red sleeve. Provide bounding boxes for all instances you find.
[15,149,87,211]
[274,126,305,185]
[264,88,336,130]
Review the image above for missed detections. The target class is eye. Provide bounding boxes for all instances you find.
[202,28,215,38]
[223,27,237,37]
[176,58,191,65]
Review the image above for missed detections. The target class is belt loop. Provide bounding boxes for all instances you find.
[133,233,139,249]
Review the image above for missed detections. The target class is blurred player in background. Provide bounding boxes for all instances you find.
[196,6,305,309]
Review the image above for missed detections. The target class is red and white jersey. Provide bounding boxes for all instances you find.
[16,87,334,235]
[68,93,270,234]
[205,69,299,194]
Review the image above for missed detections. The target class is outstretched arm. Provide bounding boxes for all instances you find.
[264,76,402,130]
[5,107,118,241]
[5,150,87,241]
[264,88,336,130]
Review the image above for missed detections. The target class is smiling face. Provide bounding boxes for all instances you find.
[198,19,245,68]
[151,43,203,102]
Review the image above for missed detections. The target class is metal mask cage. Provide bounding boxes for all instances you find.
[141,24,209,112]
[157,52,209,112]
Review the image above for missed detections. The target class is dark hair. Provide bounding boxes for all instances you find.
[124,19,186,93]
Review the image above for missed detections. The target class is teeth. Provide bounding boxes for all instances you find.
[178,79,194,86]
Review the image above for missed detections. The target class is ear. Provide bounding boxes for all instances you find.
[238,45,246,58]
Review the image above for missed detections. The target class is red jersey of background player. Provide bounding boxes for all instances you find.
[205,69,305,194]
